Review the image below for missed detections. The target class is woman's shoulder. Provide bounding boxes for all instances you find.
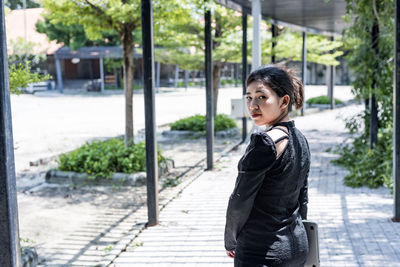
[240,132,277,169]
[249,131,276,148]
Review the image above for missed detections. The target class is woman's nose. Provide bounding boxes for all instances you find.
[249,99,258,110]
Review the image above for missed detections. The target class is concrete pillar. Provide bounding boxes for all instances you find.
[55,58,63,93]
[174,65,179,88]
[99,57,104,93]
[156,61,160,88]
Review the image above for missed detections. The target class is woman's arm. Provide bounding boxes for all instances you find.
[224,133,277,251]
[298,168,309,220]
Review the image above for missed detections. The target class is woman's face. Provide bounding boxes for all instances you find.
[246,81,287,126]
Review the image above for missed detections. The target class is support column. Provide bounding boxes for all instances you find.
[205,1,214,170]
[234,63,238,87]
[242,11,248,142]
[370,20,379,148]
[174,65,179,88]
[0,0,21,264]
[301,32,307,116]
[99,57,104,93]
[327,36,335,109]
[271,24,277,64]
[251,0,261,70]
[55,57,63,93]
[394,0,400,222]
[141,0,158,226]
[184,69,189,90]
[156,61,160,88]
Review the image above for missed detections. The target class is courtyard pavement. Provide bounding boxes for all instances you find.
[107,104,400,267]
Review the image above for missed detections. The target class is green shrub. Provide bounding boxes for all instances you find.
[332,112,393,190]
[306,95,343,105]
[57,138,165,179]
[170,114,237,132]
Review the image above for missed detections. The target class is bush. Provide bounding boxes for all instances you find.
[58,138,165,179]
[170,114,237,132]
[332,112,393,190]
[306,95,343,105]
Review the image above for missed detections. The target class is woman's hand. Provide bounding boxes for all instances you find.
[226,250,235,258]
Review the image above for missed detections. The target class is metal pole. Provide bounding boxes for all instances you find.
[205,2,214,170]
[234,63,238,87]
[328,36,335,109]
[156,61,160,88]
[174,65,179,88]
[99,57,104,93]
[242,11,248,142]
[141,0,158,226]
[301,31,307,116]
[251,0,261,70]
[184,69,189,90]
[0,0,21,264]
[271,24,277,64]
[394,0,400,222]
[370,20,379,148]
[55,58,63,93]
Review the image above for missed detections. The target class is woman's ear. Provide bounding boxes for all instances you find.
[280,95,290,110]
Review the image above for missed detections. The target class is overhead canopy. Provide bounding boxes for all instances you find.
[216,0,347,35]
[54,46,142,59]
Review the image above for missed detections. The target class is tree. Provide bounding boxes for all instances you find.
[5,0,40,9]
[332,0,394,189]
[264,29,343,66]
[156,1,343,116]
[9,62,51,94]
[41,0,143,145]
[156,1,242,116]
[36,18,120,50]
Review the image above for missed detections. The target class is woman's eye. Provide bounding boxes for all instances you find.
[246,96,252,100]
[258,96,266,99]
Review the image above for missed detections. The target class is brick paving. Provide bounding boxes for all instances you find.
[110,104,400,267]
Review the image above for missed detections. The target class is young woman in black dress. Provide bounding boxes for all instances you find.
[224,65,311,267]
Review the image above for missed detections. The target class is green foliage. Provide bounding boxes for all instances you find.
[306,95,343,105]
[333,0,394,190]
[7,37,46,65]
[5,0,40,9]
[162,177,180,187]
[57,138,166,179]
[155,1,243,70]
[170,114,237,132]
[9,62,52,94]
[266,30,343,66]
[36,18,120,51]
[332,112,393,189]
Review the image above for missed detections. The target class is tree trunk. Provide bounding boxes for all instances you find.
[122,30,134,145]
[212,63,222,117]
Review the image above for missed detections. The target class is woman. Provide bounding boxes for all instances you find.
[224,65,311,267]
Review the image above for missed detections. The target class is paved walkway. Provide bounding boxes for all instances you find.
[109,104,400,267]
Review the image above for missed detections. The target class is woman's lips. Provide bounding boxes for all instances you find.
[251,113,262,118]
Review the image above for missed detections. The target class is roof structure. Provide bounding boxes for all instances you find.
[54,46,142,59]
[5,8,62,55]
[216,0,348,35]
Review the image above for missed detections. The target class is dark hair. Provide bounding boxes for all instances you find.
[246,65,304,112]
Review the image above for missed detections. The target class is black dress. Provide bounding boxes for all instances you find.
[224,120,310,267]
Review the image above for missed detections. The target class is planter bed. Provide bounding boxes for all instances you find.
[161,127,240,139]
[45,158,174,186]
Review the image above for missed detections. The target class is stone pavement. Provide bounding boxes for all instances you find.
[109,104,400,267]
